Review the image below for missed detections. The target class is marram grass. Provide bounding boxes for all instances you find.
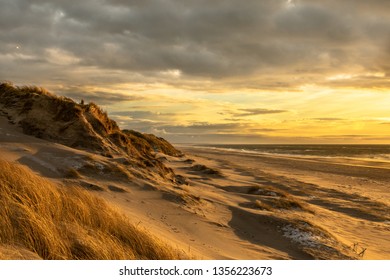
[0,160,182,260]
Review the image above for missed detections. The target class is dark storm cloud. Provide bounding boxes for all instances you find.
[1,0,389,87]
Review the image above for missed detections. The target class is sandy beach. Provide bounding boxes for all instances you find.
[100,144,390,259]
[1,108,389,259]
[175,145,390,259]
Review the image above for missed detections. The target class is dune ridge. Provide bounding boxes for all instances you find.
[0,82,180,176]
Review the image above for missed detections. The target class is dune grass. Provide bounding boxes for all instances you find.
[0,160,182,260]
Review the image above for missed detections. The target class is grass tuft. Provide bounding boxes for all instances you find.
[0,160,182,260]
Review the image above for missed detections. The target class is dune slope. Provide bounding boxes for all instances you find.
[0,159,182,260]
[0,82,180,172]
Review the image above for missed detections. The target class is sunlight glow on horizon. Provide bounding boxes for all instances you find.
[44,80,390,144]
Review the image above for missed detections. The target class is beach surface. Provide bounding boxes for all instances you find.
[174,145,390,259]
[1,116,389,259]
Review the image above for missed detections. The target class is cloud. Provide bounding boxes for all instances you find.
[1,0,389,89]
[111,110,178,119]
[233,108,288,117]
[110,119,246,136]
[58,88,145,104]
[312,118,345,121]
[319,134,390,141]
[248,128,285,132]
[148,123,243,135]
[321,71,390,89]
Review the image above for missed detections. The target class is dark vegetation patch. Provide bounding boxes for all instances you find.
[189,164,223,177]
[108,185,127,193]
[79,181,105,192]
[175,175,189,185]
[63,168,82,179]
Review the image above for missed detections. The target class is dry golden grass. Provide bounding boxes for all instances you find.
[0,244,41,260]
[0,160,182,260]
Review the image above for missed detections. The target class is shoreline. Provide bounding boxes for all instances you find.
[178,143,390,164]
[178,144,390,185]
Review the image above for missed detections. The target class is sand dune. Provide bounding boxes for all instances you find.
[1,83,389,260]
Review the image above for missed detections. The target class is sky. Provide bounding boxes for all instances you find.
[1,0,390,144]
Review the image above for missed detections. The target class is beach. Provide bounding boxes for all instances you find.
[171,145,390,259]
[1,114,389,259]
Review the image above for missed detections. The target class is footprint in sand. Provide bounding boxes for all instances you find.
[171,227,180,233]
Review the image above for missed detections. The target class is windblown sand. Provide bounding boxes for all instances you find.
[1,116,389,259]
[174,145,390,259]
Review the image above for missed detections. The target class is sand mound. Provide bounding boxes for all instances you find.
[0,160,182,260]
[0,82,180,170]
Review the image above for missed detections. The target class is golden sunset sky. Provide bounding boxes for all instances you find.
[1,0,389,143]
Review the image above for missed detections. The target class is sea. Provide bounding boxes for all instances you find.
[198,144,390,163]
